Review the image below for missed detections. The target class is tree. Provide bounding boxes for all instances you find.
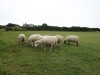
[42,23,48,27]
[6,23,19,27]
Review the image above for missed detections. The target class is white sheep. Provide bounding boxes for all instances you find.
[27,34,42,47]
[34,36,57,51]
[18,34,26,46]
[55,35,64,45]
[64,35,79,46]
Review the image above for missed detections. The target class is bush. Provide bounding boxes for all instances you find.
[5,27,12,31]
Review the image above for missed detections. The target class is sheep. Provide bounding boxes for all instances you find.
[64,35,79,46]
[18,34,26,46]
[27,34,42,47]
[34,36,57,51]
[54,35,64,45]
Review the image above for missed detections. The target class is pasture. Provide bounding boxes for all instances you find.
[0,29,100,75]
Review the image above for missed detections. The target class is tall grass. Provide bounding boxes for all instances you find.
[0,29,100,75]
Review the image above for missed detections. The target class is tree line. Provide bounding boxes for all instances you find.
[0,23,100,31]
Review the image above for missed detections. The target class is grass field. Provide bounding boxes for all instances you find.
[0,29,100,75]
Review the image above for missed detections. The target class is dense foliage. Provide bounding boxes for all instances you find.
[24,25,100,31]
[0,23,100,31]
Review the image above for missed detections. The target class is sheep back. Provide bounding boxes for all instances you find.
[64,35,79,46]
[35,36,57,51]
[27,34,42,46]
[55,35,64,44]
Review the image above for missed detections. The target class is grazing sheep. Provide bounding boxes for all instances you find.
[55,35,64,45]
[34,36,57,51]
[27,34,42,47]
[64,35,79,46]
[18,34,26,46]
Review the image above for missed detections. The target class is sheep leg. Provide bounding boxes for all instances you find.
[20,42,22,46]
[53,44,56,51]
[68,41,70,44]
[19,43,21,46]
[50,44,53,52]
[31,41,33,47]
[44,46,46,51]
[43,44,46,51]
[76,42,78,46]
[19,39,21,46]
[64,40,66,44]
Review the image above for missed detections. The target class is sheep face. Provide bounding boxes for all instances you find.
[34,41,40,47]
[21,37,25,42]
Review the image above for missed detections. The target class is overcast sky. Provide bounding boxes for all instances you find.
[0,0,100,28]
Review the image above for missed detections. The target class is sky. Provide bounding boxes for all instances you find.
[0,0,100,28]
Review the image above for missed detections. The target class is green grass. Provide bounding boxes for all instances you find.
[0,29,100,75]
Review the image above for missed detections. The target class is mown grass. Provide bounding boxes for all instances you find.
[0,29,100,75]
